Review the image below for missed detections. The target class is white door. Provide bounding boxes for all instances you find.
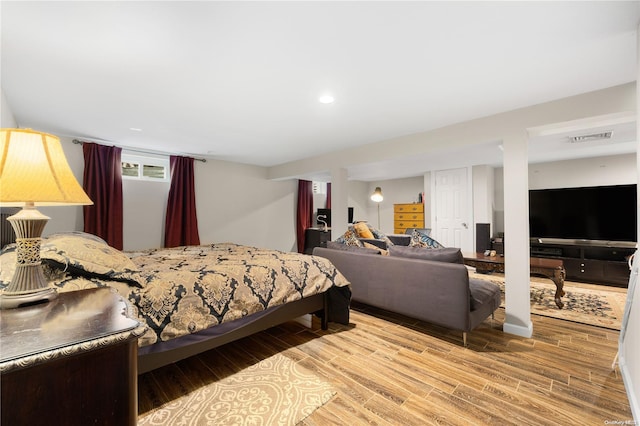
[433,167,472,250]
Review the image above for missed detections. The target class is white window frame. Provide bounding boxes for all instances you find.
[121,153,170,182]
[312,181,327,195]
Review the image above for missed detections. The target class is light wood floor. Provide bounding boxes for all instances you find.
[139,304,632,425]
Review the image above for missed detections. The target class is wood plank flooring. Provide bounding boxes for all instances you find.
[139,303,633,425]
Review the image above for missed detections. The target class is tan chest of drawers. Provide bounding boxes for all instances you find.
[394,203,424,234]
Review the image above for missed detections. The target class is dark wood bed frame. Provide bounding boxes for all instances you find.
[137,292,329,374]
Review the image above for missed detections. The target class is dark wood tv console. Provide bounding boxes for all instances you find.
[529,239,635,287]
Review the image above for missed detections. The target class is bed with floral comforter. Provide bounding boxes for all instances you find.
[0,232,351,371]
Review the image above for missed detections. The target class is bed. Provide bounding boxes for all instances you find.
[0,232,351,373]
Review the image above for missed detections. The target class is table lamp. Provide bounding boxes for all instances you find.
[0,128,93,309]
[370,187,383,229]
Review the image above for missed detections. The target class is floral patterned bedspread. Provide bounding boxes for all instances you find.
[0,234,350,348]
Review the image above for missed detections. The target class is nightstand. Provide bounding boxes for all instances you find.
[1,287,146,426]
[304,227,332,254]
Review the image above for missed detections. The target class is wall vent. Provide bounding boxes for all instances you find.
[569,131,612,143]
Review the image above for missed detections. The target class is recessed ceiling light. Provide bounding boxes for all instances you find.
[129,127,142,132]
[318,95,335,104]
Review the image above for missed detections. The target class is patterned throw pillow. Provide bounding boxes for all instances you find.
[40,233,144,287]
[409,229,444,249]
[369,226,395,247]
[333,226,364,247]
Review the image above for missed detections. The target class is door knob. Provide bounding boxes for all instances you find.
[462,223,468,229]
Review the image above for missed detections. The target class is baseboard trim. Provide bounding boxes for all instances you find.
[503,321,533,338]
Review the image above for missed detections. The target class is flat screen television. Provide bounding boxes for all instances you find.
[316,207,354,227]
[529,184,637,242]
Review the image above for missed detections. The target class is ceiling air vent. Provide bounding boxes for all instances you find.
[569,131,612,143]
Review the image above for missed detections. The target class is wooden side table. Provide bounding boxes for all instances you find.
[1,287,146,426]
[304,228,332,254]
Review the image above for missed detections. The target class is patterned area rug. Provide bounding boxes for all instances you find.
[469,271,627,330]
[138,354,336,425]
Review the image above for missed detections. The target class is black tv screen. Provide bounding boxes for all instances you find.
[529,184,637,242]
[316,208,354,226]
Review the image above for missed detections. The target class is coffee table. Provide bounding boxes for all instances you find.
[463,252,566,309]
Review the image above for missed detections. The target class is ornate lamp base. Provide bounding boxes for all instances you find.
[0,287,57,309]
[0,205,57,309]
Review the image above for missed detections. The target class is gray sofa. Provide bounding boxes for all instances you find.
[312,245,501,345]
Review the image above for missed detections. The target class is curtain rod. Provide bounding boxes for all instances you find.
[72,139,207,163]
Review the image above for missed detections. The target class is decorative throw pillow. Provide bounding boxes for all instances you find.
[388,245,463,263]
[369,225,395,247]
[353,222,374,239]
[40,233,144,287]
[333,227,363,247]
[409,229,443,249]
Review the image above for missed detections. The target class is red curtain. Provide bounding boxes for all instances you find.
[326,183,331,208]
[296,180,313,253]
[165,155,200,248]
[82,142,124,250]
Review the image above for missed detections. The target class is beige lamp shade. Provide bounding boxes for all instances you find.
[0,128,92,206]
[371,187,383,203]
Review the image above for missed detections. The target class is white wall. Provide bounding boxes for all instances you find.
[195,160,297,252]
[1,89,17,127]
[122,178,169,250]
[473,165,496,239]
[347,180,369,223]
[619,28,639,420]
[28,135,298,252]
[39,137,85,236]
[363,176,424,235]
[529,154,637,190]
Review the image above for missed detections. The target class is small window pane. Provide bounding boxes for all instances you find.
[143,164,166,179]
[312,182,327,195]
[122,162,139,177]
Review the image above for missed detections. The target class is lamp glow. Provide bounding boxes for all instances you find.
[370,187,383,229]
[370,187,383,203]
[0,128,93,309]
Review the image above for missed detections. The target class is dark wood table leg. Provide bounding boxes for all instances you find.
[551,268,566,309]
[527,266,567,309]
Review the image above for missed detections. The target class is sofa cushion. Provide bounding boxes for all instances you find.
[388,245,464,264]
[469,278,501,311]
[362,242,389,256]
[388,234,411,246]
[326,241,381,255]
[409,229,444,249]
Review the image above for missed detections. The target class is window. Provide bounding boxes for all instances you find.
[121,153,170,182]
[312,181,327,195]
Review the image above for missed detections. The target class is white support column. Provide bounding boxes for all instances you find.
[330,168,349,238]
[502,131,533,338]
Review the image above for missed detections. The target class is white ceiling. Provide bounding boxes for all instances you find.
[1,1,638,181]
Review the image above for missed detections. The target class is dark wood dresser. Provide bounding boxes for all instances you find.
[1,287,146,426]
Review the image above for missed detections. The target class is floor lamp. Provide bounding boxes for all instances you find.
[371,187,383,229]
